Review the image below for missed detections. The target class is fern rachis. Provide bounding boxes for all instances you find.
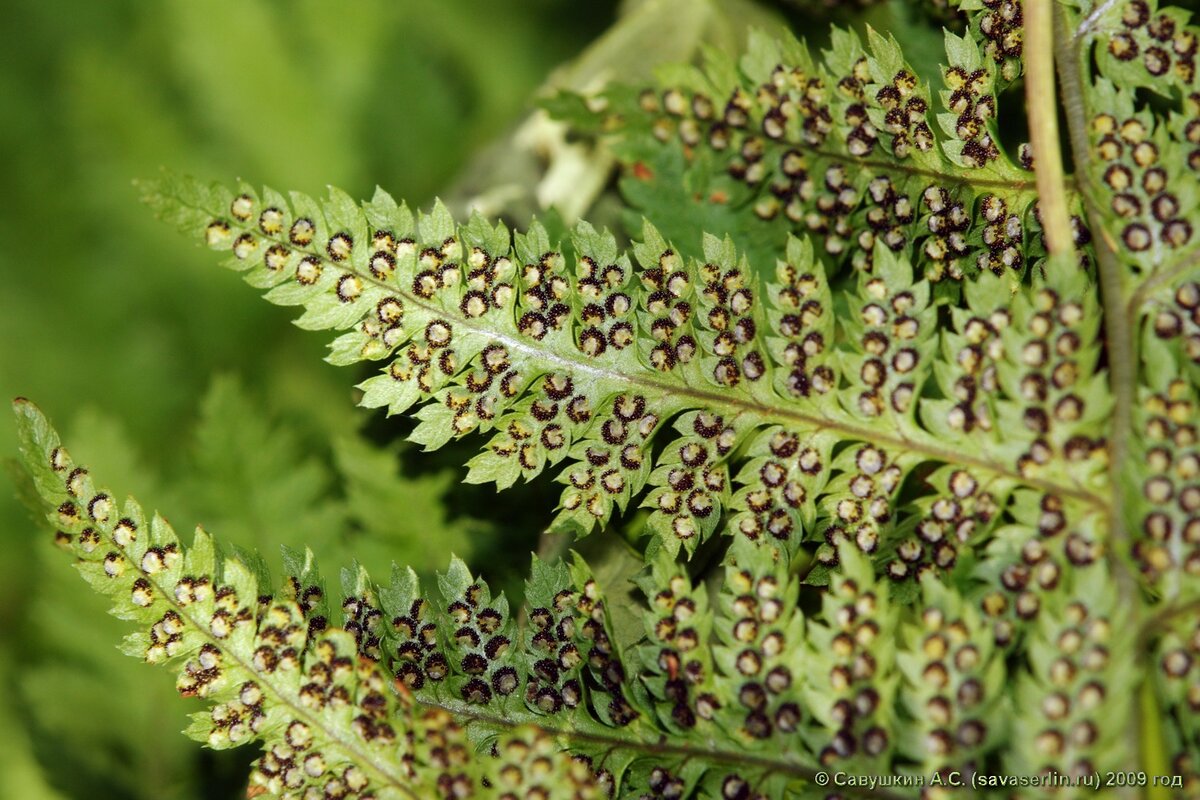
[12,1,1200,798]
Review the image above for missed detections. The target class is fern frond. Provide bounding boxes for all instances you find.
[1008,566,1139,786]
[13,400,601,800]
[1053,0,1200,613]
[1155,608,1200,791]
[550,23,1054,282]
[21,3,1200,796]
[22,396,1160,798]
[1071,1,1200,285]
[19,401,935,800]
[141,172,1114,590]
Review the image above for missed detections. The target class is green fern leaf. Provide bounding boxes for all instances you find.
[17,2,1200,797]
[554,23,1050,284]
[139,170,1115,585]
[16,401,899,799]
[14,400,607,800]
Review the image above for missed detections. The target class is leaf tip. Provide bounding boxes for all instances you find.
[11,397,41,425]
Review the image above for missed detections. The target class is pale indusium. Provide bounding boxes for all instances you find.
[13,1,1200,798]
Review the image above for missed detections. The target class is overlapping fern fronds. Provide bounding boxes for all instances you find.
[13,0,1200,797]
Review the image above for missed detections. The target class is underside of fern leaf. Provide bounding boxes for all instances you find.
[14,0,1200,798]
[16,399,890,799]
[140,171,1109,572]
[15,400,610,799]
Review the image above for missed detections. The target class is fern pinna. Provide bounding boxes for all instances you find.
[13,0,1200,798]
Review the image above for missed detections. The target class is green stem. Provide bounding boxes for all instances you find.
[1139,679,1172,800]
[1024,0,1074,257]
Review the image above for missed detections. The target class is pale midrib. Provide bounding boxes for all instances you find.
[626,94,1039,193]
[419,698,914,800]
[119,528,416,798]
[1024,0,1074,258]
[801,143,1037,192]
[175,194,1109,510]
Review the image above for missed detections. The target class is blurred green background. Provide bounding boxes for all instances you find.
[0,1,800,797]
